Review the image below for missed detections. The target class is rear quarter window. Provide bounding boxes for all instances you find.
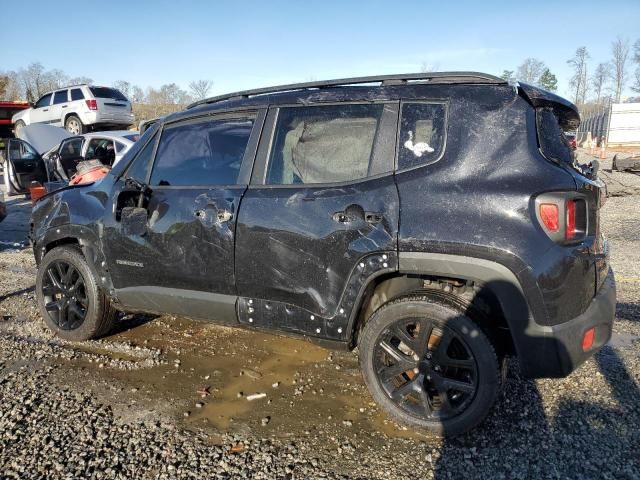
[70,88,85,101]
[398,102,447,170]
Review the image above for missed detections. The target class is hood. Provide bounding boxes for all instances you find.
[17,124,73,154]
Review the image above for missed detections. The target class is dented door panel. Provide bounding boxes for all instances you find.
[235,175,399,338]
[104,187,243,295]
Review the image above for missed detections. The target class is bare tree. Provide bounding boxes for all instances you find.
[113,80,132,98]
[516,58,546,85]
[567,47,590,105]
[10,63,89,102]
[610,37,630,102]
[189,80,213,101]
[131,85,145,103]
[631,39,640,93]
[419,62,440,73]
[591,62,612,104]
[68,76,93,86]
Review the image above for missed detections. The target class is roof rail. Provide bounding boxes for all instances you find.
[187,71,506,109]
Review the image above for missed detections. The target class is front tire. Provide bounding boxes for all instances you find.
[358,294,501,437]
[36,246,117,341]
[64,115,85,135]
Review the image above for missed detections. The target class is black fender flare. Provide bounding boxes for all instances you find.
[373,252,555,377]
[33,224,114,295]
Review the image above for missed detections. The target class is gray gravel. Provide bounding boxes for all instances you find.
[1,170,640,479]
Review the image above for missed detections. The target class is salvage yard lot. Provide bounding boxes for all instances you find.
[1,153,639,479]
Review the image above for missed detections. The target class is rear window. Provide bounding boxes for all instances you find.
[123,134,140,142]
[536,108,574,165]
[89,87,128,102]
[70,88,85,101]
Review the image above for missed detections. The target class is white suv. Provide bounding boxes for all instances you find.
[12,85,135,135]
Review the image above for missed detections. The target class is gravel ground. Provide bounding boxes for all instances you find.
[1,163,639,479]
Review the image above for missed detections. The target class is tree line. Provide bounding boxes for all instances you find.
[0,63,213,106]
[501,37,640,110]
[1,36,639,117]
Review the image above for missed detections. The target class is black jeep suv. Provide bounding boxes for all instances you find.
[30,72,615,436]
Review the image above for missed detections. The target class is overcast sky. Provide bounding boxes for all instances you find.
[2,0,639,99]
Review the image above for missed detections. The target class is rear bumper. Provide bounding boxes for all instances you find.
[82,111,134,125]
[520,268,616,378]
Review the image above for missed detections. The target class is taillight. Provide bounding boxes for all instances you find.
[539,204,559,232]
[536,194,587,244]
[582,327,595,351]
[566,199,576,240]
[86,99,98,110]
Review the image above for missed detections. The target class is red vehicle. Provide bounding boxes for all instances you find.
[0,101,30,137]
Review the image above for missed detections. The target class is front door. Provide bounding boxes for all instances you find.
[103,111,264,322]
[31,93,53,125]
[3,139,48,194]
[235,102,400,340]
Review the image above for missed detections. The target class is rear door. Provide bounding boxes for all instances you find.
[49,90,69,127]
[103,110,264,321]
[3,139,48,193]
[235,102,400,340]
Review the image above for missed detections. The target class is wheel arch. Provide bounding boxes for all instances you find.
[34,226,114,296]
[348,252,532,359]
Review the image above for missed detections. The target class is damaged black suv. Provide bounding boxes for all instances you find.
[30,72,615,436]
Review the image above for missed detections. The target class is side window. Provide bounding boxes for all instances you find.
[266,104,383,185]
[53,90,68,104]
[149,117,254,186]
[398,102,447,170]
[35,94,52,109]
[115,141,126,153]
[59,138,84,160]
[125,133,158,182]
[85,138,103,159]
[9,140,37,161]
[70,88,85,101]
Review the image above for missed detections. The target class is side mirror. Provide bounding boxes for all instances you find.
[121,206,148,236]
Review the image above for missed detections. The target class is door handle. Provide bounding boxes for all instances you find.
[43,109,49,112]
[61,105,68,108]
[365,212,383,224]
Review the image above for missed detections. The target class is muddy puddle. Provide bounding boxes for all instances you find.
[89,314,434,444]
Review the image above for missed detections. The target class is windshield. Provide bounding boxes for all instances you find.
[89,87,128,102]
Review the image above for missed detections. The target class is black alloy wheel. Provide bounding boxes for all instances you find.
[358,295,501,436]
[373,317,478,421]
[41,260,89,330]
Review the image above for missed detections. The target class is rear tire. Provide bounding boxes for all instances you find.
[14,120,25,135]
[36,246,118,341]
[65,115,85,135]
[358,294,501,437]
